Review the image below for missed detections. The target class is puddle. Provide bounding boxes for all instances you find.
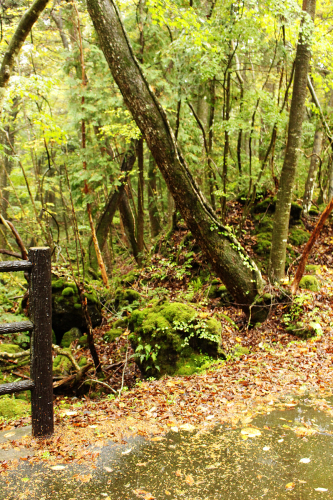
[1,398,333,499]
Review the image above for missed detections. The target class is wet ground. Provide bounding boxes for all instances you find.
[1,397,333,499]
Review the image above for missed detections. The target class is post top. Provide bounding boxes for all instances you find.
[29,247,51,250]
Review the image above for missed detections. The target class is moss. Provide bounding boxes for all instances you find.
[121,270,140,285]
[175,354,209,376]
[52,279,65,290]
[67,282,78,293]
[114,288,141,310]
[60,327,81,348]
[299,275,320,292]
[74,303,82,310]
[53,349,73,375]
[79,335,88,345]
[83,291,99,305]
[129,302,223,378]
[254,233,272,255]
[289,227,310,246]
[78,356,87,367]
[0,397,30,419]
[62,287,75,297]
[0,344,22,354]
[104,328,123,342]
[309,205,319,216]
[253,196,276,214]
[113,318,128,328]
[286,321,322,339]
[305,264,320,274]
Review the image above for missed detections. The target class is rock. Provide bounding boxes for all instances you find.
[104,328,123,342]
[129,301,224,377]
[0,397,30,419]
[60,327,81,348]
[51,278,102,340]
[299,275,320,292]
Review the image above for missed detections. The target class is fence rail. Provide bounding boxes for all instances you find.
[0,247,54,437]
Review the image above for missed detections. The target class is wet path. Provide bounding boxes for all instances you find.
[1,398,333,499]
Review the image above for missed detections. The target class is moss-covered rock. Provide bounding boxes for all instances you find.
[309,205,319,216]
[121,270,140,286]
[51,278,102,338]
[53,349,73,375]
[78,335,88,346]
[60,327,81,348]
[299,275,320,292]
[113,318,128,328]
[289,227,310,246]
[232,344,250,358]
[114,288,141,310]
[129,302,224,377]
[0,397,30,419]
[104,328,123,342]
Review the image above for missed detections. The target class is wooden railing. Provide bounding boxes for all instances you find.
[0,247,53,437]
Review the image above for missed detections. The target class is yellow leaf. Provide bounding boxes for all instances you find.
[185,475,195,486]
[235,337,242,342]
[286,482,295,490]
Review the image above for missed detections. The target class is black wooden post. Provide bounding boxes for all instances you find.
[29,247,54,437]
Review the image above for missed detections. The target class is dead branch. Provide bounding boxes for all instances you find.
[0,249,22,258]
[79,378,117,394]
[0,350,30,359]
[53,363,93,389]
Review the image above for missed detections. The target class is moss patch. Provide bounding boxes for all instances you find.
[114,288,141,310]
[129,302,224,377]
[104,328,123,343]
[289,227,310,246]
[60,327,81,348]
[0,344,23,354]
[53,349,73,375]
[299,275,320,292]
[0,397,30,419]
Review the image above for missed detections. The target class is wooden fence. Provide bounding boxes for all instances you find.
[0,247,53,437]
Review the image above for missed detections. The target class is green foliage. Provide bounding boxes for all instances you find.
[0,396,30,420]
[288,228,310,246]
[104,328,123,343]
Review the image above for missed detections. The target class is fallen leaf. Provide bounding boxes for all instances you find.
[179,423,195,432]
[300,458,311,463]
[50,465,66,471]
[185,475,194,486]
[133,489,155,499]
[314,488,328,492]
[241,427,261,437]
[286,482,296,490]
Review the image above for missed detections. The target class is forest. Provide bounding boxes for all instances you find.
[0,0,333,495]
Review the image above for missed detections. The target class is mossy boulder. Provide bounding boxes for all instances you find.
[309,205,320,216]
[60,327,81,348]
[53,349,73,375]
[104,328,123,342]
[0,397,30,419]
[129,302,224,377]
[121,270,140,286]
[299,275,320,292]
[51,278,102,339]
[253,197,302,223]
[114,288,141,311]
[289,227,310,246]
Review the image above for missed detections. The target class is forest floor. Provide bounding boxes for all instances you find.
[1,202,333,474]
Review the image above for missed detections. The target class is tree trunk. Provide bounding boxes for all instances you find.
[86,0,264,313]
[148,155,161,238]
[137,138,144,265]
[119,191,139,262]
[268,0,316,282]
[89,141,137,266]
[302,128,323,215]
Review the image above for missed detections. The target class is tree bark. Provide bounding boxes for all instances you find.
[89,141,137,265]
[302,128,323,215]
[137,138,144,265]
[86,0,264,312]
[268,0,316,282]
[119,191,139,262]
[0,0,50,111]
[148,155,161,238]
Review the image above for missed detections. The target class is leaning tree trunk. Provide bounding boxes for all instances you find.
[86,0,264,314]
[302,127,323,216]
[148,155,161,238]
[89,141,137,267]
[119,191,139,263]
[268,0,316,282]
